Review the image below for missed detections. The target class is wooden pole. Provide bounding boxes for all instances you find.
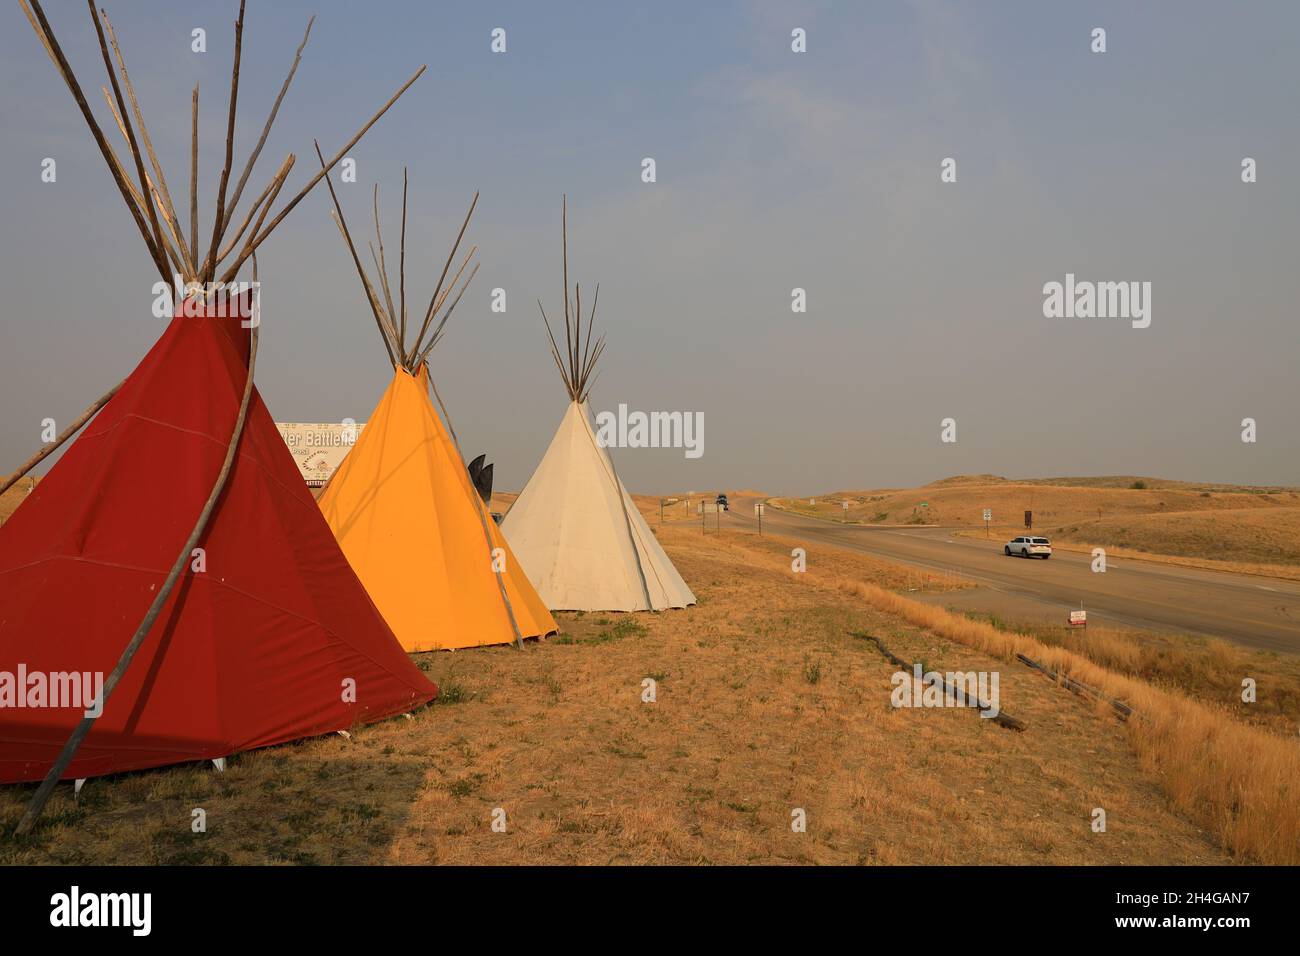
[87,0,169,277]
[371,184,400,356]
[215,153,293,265]
[398,168,408,358]
[1016,653,1134,722]
[427,372,525,650]
[414,245,478,358]
[190,83,199,267]
[412,262,479,368]
[856,633,1027,732]
[409,191,478,359]
[99,9,196,277]
[201,0,246,283]
[219,65,428,284]
[571,406,654,608]
[313,142,397,368]
[99,88,186,275]
[0,381,123,498]
[15,284,262,836]
[22,0,170,283]
[219,15,314,235]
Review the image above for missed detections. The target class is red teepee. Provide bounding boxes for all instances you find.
[0,304,437,783]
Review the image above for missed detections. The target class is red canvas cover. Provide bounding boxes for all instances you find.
[0,302,436,782]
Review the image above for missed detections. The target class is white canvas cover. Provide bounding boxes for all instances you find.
[502,401,695,611]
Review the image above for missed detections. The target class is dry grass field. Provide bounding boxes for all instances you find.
[2,513,1265,865]
[773,474,1300,578]
[3,483,1296,864]
[1053,508,1300,567]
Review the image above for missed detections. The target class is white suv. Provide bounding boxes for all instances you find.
[1006,536,1052,559]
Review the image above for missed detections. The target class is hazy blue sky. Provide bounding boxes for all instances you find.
[2,1,1296,494]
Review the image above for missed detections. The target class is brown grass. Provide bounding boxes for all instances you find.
[0,524,1227,865]
[1051,508,1300,575]
[839,579,1300,864]
[947,612,1300,737]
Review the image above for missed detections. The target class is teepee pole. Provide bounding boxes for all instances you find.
[99,9,195,277]
[219,15,315,235]
[21,1,170,284]
[398,169,409,357]
[15,277,262,836]
[412,261,479,368]
[216,153,295,266]
[313,143,398,367]
[87,0,169,278]
[190,82,199,265]
[372,185,401,357]
[427,373,526,650]
[579,406,655,609]
[200,0,246,283]
[0,380,123,498]
[219,65,427,285]
[410,192,478,358]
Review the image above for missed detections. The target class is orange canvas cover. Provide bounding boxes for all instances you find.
[319,367,556,650]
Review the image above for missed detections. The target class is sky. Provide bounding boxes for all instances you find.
[1,0,1296,495]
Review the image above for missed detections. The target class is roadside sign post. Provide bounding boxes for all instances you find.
[1024,510,1033,530]
[983,508,992,538]
[754,501,765,535]
[842,500,849,516]
[1069,609,1087,630]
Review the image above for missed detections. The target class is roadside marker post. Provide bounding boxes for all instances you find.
[983,508,992,538]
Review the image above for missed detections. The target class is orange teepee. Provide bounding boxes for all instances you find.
[319,365,555,650]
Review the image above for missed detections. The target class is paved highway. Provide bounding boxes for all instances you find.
[726,497,1300,653]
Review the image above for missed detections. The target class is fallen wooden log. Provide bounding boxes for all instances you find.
[1016,653,1136,722]
[852,632,1026,732]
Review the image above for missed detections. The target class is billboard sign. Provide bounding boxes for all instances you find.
[275,422,364,487]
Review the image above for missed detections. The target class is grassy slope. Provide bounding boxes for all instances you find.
[1054,508,1300,566]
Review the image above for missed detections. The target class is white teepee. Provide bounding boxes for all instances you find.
[501,199,694,612]
[503,400,695,611]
